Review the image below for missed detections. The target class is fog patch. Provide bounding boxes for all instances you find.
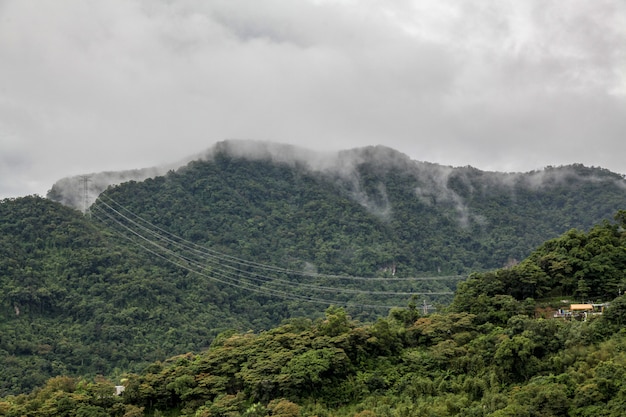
[200,139,339,172]
[324,146,423,220]
[202,141,406,219]
[301,261,318,275]
[411,164,474,228]
[46,153,198,211]
[504,164,626,191]
[351,181,393,221]
[472,213,489,226]
[45,140,626,227]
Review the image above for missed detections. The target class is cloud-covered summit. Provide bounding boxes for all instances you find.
[46,140,626,226]
[1,0,624,199]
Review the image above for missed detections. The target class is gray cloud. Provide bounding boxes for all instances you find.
[0,0,624,199]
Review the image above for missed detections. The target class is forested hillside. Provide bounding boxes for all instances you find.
[86,141,626,277]
[2,211,626,416]
[452,212,626,323]
[0,196,248,395]
[3,141,626,397]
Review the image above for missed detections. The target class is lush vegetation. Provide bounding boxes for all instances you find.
[6,311,626,417]
[89,150,626,278]
[451,211,626,325]
[2,208,626,416]
[0,197,242,395]
[3,144,626,405]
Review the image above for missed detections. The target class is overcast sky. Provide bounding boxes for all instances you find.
[1,0,625,199]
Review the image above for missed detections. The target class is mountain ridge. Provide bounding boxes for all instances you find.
[3,140,626,395]
[46,140,626,214]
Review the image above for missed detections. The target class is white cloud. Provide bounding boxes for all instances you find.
[0,0,624,198]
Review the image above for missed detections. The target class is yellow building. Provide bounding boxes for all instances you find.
[569,304,594,312]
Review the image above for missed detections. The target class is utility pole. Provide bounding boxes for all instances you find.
[80,175,91,216]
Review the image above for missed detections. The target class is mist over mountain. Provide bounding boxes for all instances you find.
[50,139,626,212]
[3,139,626,395]
[48,139,626,273]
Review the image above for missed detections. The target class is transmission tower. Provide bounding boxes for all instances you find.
[80,175,91,216]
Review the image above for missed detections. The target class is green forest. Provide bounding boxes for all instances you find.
[2,146,626,415]
[2,211,626,416]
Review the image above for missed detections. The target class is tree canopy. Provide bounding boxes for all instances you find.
[3,149,626,401]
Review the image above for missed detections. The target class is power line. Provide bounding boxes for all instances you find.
[92,199,443,296]
[91,208,422,309]
[96,194,466,282]
[92,204,425,298]
[91,194,460,309]
[90,195,451,295]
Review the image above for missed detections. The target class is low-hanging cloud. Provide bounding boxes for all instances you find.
[0,0,624,199]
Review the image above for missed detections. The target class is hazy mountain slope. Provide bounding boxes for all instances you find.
[46,158,201,211]
[0,196,248,395]
[49,140,626,271]
[4,140,626,395]
[6,211,625,416]
[86,141,626,274]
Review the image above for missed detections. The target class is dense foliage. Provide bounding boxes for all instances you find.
[3,144,626,400]
[4,299,626,416]
[0,197,243,395]
[451,211,626,324]
[89,150,626,279]
[2,207,626,415]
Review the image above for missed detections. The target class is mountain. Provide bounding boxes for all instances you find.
[71,140,626,275]
[3,217,626,416]
[0,196,248,395]
[2,140,626,395]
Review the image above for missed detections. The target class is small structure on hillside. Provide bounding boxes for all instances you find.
[553,303,608,321]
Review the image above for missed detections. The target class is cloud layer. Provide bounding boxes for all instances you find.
[1,0,624,198]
